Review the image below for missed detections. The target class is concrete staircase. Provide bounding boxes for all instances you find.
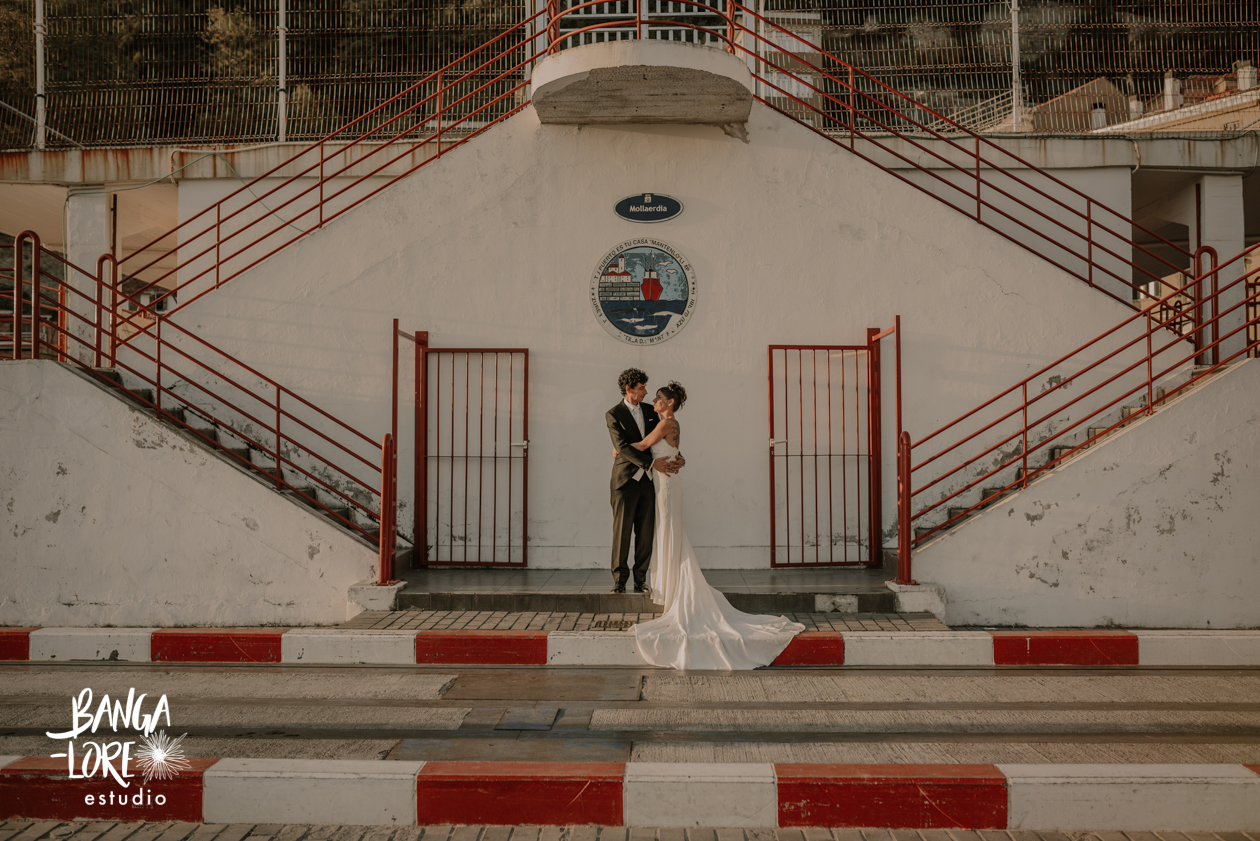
[69,364,388,549]
[913,364,1230,544]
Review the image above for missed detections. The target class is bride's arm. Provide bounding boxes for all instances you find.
[630,419,674,451]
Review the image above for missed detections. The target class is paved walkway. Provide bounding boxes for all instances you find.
[400,567,893,595]
[4,823,1258,841]
[339,611,949,632]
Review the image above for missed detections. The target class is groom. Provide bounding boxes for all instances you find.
[606,367,684,594]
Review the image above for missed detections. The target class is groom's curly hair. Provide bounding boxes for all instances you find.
[618,367,648,394]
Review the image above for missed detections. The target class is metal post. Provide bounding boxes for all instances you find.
[379,432,395,584]
[30,237,41,361]
[848,66,855,149]
[14,233,26,359]
[1010,0,1021,132]
[277,0,287,143]
[636,0,642,40]
[155,315,162,415]
[34,0,46,150]
[767,345,776,565]
[895,430,914,585]
[1146,313,1154,411]
[415,331,429,563]
[866,328,882,569]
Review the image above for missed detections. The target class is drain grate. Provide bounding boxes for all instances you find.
[590,620,636,631]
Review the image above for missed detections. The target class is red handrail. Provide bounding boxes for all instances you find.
[6,231,393,548]
[896,239,1260,580]
[92,0,1193,353]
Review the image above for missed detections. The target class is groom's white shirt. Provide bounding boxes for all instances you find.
[623,398,651,483]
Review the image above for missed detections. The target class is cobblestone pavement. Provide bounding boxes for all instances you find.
[339,611,949,632]
[4,824,1259,841]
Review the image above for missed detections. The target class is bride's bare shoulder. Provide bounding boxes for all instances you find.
[664,418,680,447]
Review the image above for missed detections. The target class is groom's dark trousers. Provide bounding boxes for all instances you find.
[607,401,660,590]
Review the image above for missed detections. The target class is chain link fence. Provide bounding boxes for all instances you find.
[0,0,1257,148]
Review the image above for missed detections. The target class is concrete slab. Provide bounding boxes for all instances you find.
[203,758,425,825]
[1136,631,1260,666]
[27,628,156,662]
[548,631,646,666]
[280,630,416,664]
[999,763,1260,830]
[623,763,777,828]
[442,671,643,702]
[389,736,633,763]
[495,708,560,731]
[841,631,993,666]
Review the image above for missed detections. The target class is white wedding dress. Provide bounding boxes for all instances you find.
[633,439,805,670]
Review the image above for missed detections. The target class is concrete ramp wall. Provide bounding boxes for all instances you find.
[914,359,1260,629]
[0,361,376,627]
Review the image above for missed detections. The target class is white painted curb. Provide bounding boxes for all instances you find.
[624,762,777,827]
[202,758,425,825]
[27,628,156,661]
[842,631,994,666]
[1135,631,1260,666]
[547,631,646,666]
[999,763,1260,830]
[280,630,417,664]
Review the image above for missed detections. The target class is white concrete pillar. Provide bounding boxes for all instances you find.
[1198,174,1245,360]
[64,190,111,364]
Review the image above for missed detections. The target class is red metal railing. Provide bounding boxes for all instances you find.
[94,0,1198,350]
[107,9,549,344]
[4,231,398,568]
[895,241,1260,581]
[1,241,67,361]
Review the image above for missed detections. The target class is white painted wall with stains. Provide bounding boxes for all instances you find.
[164,100,1197,569]
[0,361,376,627]
[913,359,1260,629]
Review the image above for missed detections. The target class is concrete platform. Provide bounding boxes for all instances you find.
[396,568,897,614]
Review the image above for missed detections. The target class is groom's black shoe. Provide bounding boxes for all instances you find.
[634,585,651,595]
[611,585,626,593]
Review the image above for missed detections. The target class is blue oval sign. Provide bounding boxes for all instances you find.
[614,193,683,224]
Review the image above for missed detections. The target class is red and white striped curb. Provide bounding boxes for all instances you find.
[2,758,1259,828]
[3,627,1259,667]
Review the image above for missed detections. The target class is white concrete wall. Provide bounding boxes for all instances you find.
[0,360,376,627]
[169,93,1172,569]
[912,359,1260,629]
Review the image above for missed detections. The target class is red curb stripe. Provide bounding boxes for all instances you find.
[417,761,624,825]
[775,763,1008,829]
[0,756,218,822]
[415,631,548,665]
[772,632,845,666]
[991,630,1139,665]
[151,629,286,663]
[0,628,37,661]
[1246,764,1260,777]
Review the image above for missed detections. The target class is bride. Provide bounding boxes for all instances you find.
[624,381,805,670]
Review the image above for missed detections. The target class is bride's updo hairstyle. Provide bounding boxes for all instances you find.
[657,381,687,411]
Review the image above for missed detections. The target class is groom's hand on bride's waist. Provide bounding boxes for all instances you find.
[652,455,684,474]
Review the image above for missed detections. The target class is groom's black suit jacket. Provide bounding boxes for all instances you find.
[607,401,660,491]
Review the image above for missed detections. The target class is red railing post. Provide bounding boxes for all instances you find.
[866,327,882,568]
[895,430,915,585]
[378,432,396,584]
[767,344,777,566]
[1193,245,1220,367]
[156,315,163,415]
[215,204,222,289]
[13,233,25,360]
[636,0,642,40]
[274,387,283,489]
[973,136,981,221]
[416,331,429,564]
[848,66,855,150]
[318,142,325,229]
[724,0,734,53]
[1146,311,1155,411]
[29,237,41,361]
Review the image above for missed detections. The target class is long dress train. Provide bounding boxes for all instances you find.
[632,440,805,670]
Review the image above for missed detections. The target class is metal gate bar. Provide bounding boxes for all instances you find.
[418,344,528,566]
[768,342,880,567]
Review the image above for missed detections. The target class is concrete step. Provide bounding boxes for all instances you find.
[395,588,897,614]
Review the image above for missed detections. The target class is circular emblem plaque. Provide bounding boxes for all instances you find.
[590,238,697,346]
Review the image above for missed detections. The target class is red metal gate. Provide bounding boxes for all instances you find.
[768,336,883,567]
[415,335,529,566]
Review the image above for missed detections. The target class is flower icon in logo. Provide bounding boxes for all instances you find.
[135,730,192,783]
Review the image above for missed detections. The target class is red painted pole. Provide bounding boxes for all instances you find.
[416,331,429,564]
[866,327,882,568]
[895,430,915,585]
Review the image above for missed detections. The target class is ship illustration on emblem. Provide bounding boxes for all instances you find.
[591,240,697,345]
